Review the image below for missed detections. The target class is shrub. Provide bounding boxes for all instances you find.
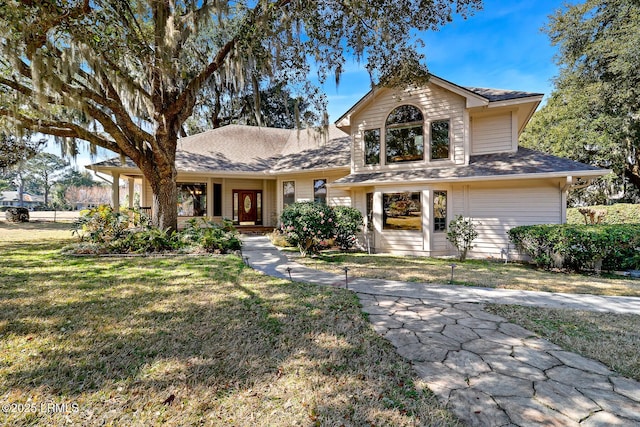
[508,224,640,272]
[72,205,130,244]
[5,207,29,223]
[180,218,241,253]
[280,202,335,256]
[333,206,363,251]
[446,215,478,261]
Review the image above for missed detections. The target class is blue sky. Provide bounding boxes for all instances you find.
[321,0,566,121]
[54,0,567,168]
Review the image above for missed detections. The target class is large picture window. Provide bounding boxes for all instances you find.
[283,181,295,207]
[433,191,447,232]
[177,183,206,216]
[383,192,421,230]
[314,179,327,205]
[386,105,424,163]
[431,120,450,160]
[364,129,380,165]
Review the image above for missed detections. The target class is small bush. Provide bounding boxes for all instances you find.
[508,224,640,272]
[446,215,478,261]
[280,202,335,256]
[5,207,29,223]
[69,207,240,255]
[333,206,363,251]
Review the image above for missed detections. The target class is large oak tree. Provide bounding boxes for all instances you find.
[520,0,640,203]
[0,0,481,230]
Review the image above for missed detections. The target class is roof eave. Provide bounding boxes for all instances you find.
[329,169,611,189]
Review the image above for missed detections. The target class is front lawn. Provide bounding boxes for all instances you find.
[294,251,640,382]
[0,222,460,426]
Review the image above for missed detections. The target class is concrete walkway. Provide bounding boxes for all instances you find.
[241,236,640,426]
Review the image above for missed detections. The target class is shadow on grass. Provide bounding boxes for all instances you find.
[0,240,455,425]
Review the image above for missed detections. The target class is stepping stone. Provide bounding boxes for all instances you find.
[548,350,613,375]
[367,314,403,330]
[611,376,640,402]
[457,317,499,330]
[396,343,435,362]
[413,361,468,401]
[443,324,480,343]
[469,372,534,398]
[475,329,523,346]
[441,307,470,319]
[512,346,561,371]
[521,336,563,351]
[580,388,640,421]
[448,388,511,427]
[499,322,537,339]
[453,302,484,311]
[495,396,579,427]
[360,305,391,315]
[392,309,422,321]
[581,411,637,427]
[546,366,613,391]
[534,380,600,421]
[444,350,491,377]
[384,328,419,348]
[401,319,446,333]
[462,338,513,356]
[482,354,546,381]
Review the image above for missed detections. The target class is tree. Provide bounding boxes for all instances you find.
[0,0,481,231]
[521,0,640,203]
[23,152,69,206]
[0,131,44,171]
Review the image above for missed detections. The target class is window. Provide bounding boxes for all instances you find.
[177,183,206,216]
[366,192,374,225]
[213,183,222,216]
[314,179,327,205]
[283,181,295,207]
[385,105,424,163]
[431,120,450,160]
[364,129,380,165]
[383,192,421,230]
[433,191,447,232]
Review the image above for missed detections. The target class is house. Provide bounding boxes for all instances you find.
[88,75,608,259]
[0,191,44,210]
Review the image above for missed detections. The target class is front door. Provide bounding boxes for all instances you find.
[234,190,262,225]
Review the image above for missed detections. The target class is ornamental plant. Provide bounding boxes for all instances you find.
[333,206,363,251]
[280,202,335,256]
[446,215,478,261]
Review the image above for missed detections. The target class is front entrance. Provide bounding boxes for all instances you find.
[233,190,262,225]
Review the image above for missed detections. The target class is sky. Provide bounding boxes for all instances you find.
[48,0,567,170]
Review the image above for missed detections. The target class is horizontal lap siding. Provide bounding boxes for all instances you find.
[378,230,424,253]
[352,85,466,170]
[471,113,513,155]
[466,183,561,258]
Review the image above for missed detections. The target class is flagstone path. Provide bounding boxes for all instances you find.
[242,236,640,426]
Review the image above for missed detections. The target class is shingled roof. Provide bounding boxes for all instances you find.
[90,125,351,174]
[464,87,544,102]
[331,148,605,187]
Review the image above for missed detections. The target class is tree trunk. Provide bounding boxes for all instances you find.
[149,172,178,232]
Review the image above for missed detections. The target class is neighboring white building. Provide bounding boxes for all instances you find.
[89,75,608,259]
[0,191,44,210]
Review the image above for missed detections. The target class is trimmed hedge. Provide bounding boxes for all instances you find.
[508,224,640,272]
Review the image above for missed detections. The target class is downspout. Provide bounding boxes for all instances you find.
[561,176,573,224]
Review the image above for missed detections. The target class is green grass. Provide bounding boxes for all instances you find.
[0,222,460,426]
[295,252,640,297]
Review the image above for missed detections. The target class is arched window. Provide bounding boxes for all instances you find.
[385,105,424,163]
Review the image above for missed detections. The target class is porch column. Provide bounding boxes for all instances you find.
[112,172,120,211]
[128,178,134,208]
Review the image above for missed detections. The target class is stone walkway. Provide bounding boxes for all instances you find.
[241,236,640,426]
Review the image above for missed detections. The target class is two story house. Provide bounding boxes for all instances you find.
[89,75,607,259]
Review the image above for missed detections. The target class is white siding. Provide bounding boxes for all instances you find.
[471,113,514,155]
[377,231,424,254]
[352,84,466,171]
[457,181,563,259]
